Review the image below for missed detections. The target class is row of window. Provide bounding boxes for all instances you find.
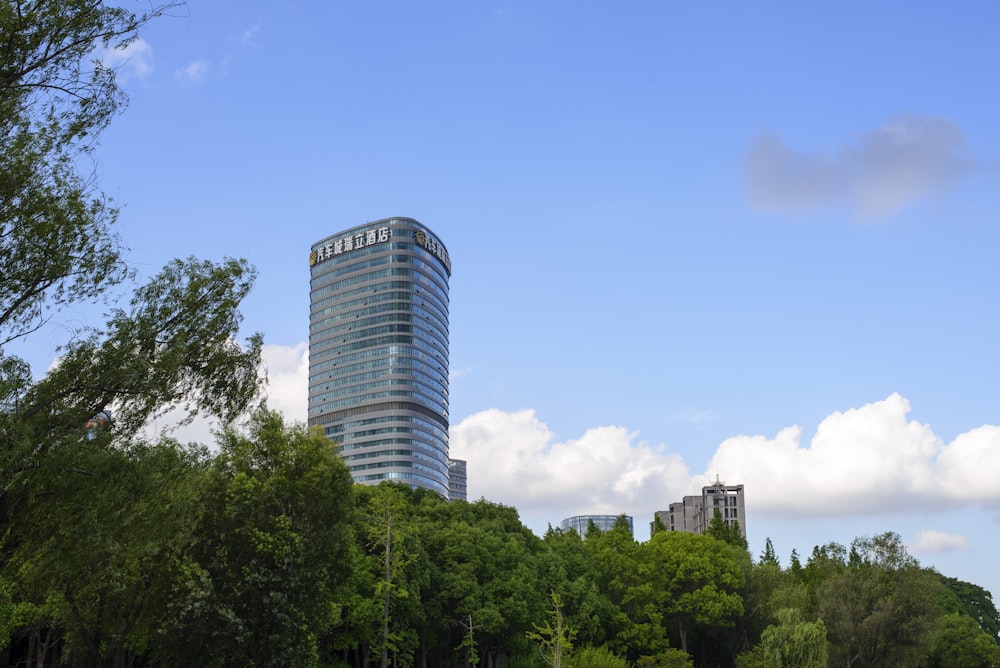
[310,353,446,388]
[311,280,431,313]
[325,413,448,442]
[349,459,446,478]
[310,266,448,306]
[308,388,446,417]
[314,366,447,401]
[313,400,449,432]
[343,447,446,467]
[338,434,448,457]
[310,333,446,366]
[352,470,448,496]
[309,343,444,378]
[309,374,447,411]
[311,293,448,335]
[311,311,448,352]
[311,320,446,354]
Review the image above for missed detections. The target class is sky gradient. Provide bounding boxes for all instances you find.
[21,2,1000,597]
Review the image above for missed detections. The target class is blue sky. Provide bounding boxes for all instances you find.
[29,2,1000,596]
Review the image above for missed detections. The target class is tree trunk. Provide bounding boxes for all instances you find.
[381,510,393,668]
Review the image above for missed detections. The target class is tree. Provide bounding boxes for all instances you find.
[760,538,779,567]
[706,508,748,551]
[362,484,425,668]
[645,531,744,654]
[567,645,629,668]
[527,591,576,668]
[635,648,694,668]
[0,1,179,354]
[7,437,208,666]
[586,513,655,660]
[2,258,263,572]
[1,0,263,578]
[817,533,942,668]
[758,608,827,668]
[940,576,1000,642]
[541,524,617,650]
[158,410,356,667]
[928,613,1000,668]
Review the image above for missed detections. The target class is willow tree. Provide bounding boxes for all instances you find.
[1,1,266,658]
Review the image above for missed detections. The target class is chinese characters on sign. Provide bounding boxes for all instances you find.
[310,226,391,266]
[414,230,452,275]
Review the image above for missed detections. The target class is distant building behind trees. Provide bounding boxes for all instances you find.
[447,458,467,501]
[560,514,634,535]
[653,479,746,539]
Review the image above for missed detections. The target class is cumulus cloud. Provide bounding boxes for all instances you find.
[174,60,209,85]
[707,394,1000,517]
[912,529,971,553]
[745,115,975,218]
[450,408,692,526]
[451,393,1000,530]
[96,38,153,81]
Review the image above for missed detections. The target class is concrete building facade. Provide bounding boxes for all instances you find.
[308,217,451,496]
[653,480,746,538]
[447,458,467,501]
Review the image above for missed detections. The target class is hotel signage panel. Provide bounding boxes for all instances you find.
[310,226,391,266]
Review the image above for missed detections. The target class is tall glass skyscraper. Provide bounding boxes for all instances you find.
[308,217,451,496]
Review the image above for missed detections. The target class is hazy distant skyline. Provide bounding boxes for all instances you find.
[17,2,1000,596]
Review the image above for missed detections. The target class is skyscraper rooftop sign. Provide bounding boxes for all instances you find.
[310,226,391,266]
[415,230,452,275]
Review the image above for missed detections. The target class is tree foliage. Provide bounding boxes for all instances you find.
[161,410,355,668]
[758,608,827,668]
[817,533,942,668]
[646,531,745,654]
[928,613,1000,668]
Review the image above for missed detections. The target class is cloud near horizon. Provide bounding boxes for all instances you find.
[745,115,975,218]
[912,529,971,554]
[450,393,1000,528]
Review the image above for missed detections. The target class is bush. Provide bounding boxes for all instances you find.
[568,645,628,668]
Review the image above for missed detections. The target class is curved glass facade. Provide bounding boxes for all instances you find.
[308,218,451,496]
[559,515,634,535]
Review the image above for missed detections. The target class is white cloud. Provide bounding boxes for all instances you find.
[745,115,975,218]
[450,408,691,526]
[260,342,308,423]
[96,38,154,81]
[451,393,1000,531]
[174,60,209,85]
[706,393,946,516]
[912,529,971,553]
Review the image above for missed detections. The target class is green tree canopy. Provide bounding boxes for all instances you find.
[162,409,355,668]
[645,531,745,654]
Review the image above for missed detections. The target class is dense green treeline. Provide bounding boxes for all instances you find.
[3,411,999,667]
